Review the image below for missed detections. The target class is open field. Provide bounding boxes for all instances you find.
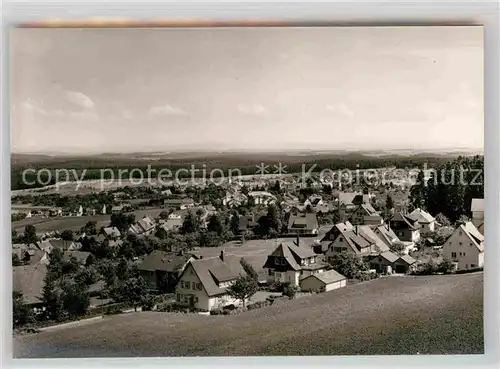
[14,273,483,357]
[12,208,166,234]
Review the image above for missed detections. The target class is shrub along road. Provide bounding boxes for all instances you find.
[14,273,483,357]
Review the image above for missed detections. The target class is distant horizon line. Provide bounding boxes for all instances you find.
[12,146,485,156]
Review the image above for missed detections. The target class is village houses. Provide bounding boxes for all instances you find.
[443,221,484,271]
[263,238,329,287]
[174,251,246,311]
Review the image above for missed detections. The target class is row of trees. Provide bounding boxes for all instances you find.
[409,156,484,222]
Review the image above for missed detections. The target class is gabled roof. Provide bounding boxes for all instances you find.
[461,222,484,252]
[337,192,362,206]
[139,250,194,273]
[287,213,318,231]
[188,255,245,297]
[391,212,419,230]
[264,242,317,271]
[38,239,75,252]
[13,264,47,305]
[358,204,381,217]
[358,226,390,253]
[63,251,92,264]
[398,254,417,265]
[408,208,435,224]
[471,198,484,212]
[102,227,121,237]
[305,269,346,284]
[375,224,400,246]
[138,216,155,232]
[379,251,399,263]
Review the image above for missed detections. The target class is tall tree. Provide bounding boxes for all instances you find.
[41,275,64,321]
[207,214,225,236]
[23,225,38,245]
[408,169,426,211]
[230,212,240,235]
[182,211,201,234]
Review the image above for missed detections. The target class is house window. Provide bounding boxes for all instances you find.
[275,272,282,279]
[185,281,190,289]
[463,252,466,256]
[334,247,343,253]
[268,269,274,276]
[275,257,281,265]
[471,264,476,268]
[459,231,462,236]
[198,283,203,290]
[451,252,457,258]
[421,225,425,229]
[459,242,462,246]
[176,293,181,301]
[339,237,343,242]
[470,243,473,247]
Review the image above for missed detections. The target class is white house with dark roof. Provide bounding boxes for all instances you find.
[263,239,329,286]
[470,198,484,231]
[408,208,436,232]
[443,221,484,271]
[175,251,246,311]
[299,269,347,293]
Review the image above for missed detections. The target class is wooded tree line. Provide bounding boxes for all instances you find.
[408,156,484,222]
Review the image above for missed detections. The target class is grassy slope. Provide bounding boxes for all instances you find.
[14,273,483,357]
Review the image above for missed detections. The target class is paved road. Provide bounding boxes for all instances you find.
[14,273,483,357]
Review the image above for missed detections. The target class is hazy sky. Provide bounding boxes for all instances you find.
[11,26,483,154]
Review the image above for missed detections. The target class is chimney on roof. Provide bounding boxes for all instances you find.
[220,249,225,262]
[354,225,359,235]
[295,233,300,246]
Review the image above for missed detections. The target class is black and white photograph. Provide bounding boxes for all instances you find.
[10,25,484,357]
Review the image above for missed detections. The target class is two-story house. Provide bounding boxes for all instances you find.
[175,251,246,311]
[139,250,196,293]
[263,239,328,286]
[349,204,383,226]
[443,221,484,271]
[390,211,420,243]
[323,222,390,263]
[408,208,436,233]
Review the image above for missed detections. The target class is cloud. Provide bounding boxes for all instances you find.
[149,104,187,116]
[69,111,99,122]
[122,110,133,119]
[326,103,354,118]
[21,99,48,115]
[237,103,267,116]
[66,91,95,108]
